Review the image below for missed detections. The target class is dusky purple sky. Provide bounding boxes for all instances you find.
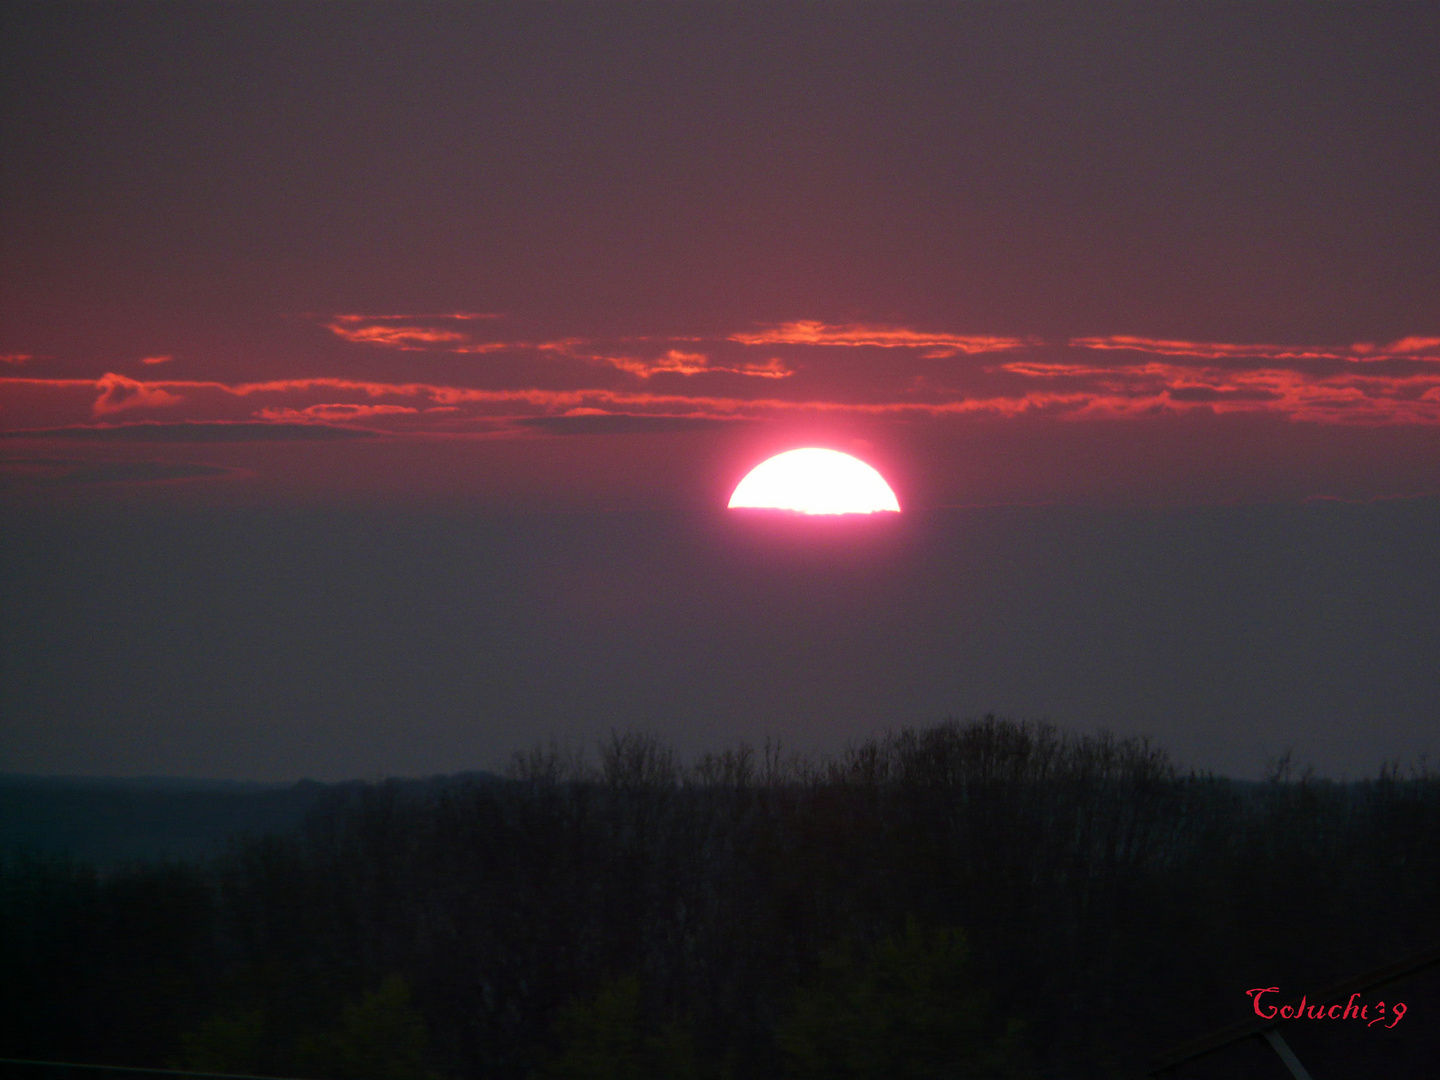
[2,3,1437,779]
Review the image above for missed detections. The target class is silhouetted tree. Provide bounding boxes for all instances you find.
[777,920,1032,1080]
[6,719,1440,1079]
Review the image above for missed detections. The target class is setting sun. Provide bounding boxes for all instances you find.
[727,448,901,515]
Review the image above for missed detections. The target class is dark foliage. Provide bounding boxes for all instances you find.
[2,719,1437,1079]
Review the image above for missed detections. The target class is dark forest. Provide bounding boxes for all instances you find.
[3,718,1438,1079]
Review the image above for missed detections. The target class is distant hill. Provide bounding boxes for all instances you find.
[0,774,331,865]
[0,772,501,866]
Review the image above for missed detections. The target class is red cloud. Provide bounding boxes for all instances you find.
[1068,335,1355,362]
[326,322,469,348]
[324,313,507,351]
[1070,335,1440,363]
[92,373,184,415]
[607,349,711,377]
[254,403,423,422]
[1379,336,1440,356]
[729,358,793,379]
[994,357,1440,423]
[598,349,793,379]
[9,320,1440,439]
[1,368,1436,432]
[731,321,1031,355]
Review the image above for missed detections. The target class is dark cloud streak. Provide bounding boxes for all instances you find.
[2,422,381,443]
[48,461,232,484]
[516,414,741,436]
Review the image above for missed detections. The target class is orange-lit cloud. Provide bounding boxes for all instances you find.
[994,356,1440,423]
[1069,335,1348,361]
[92,373,185,415]
[598,349,793,380]
[321,311,801,377]
[1378,336,1440,356]
[324,313,507,351]
[1070,335,1440,363]
[315,316,1440,376]
[729,358,793,379]
[253,403,423,422]
[327,322,467,348]
[606,349,710,377]
[1,361,1427,430]
[730,321,1031,355]
[8,321,1440,440]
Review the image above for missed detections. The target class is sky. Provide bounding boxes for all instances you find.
[2,2,1438,780]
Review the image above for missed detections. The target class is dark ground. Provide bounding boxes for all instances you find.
[2,720,1438,1079]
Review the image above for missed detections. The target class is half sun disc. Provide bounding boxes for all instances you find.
[728,448,900,515]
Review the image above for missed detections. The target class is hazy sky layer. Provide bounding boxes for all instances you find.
[4,501,1437,782]
[2,4,1437,778]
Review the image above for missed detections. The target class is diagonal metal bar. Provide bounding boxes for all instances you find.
[1262,1030,1315,1080]
[1145,940,1440,1076]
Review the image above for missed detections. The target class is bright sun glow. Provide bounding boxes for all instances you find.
[728,448,901,515]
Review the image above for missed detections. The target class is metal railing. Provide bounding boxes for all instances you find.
[1144,941,1440,1077]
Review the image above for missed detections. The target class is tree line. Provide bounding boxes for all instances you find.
[2,718,1437,1079]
